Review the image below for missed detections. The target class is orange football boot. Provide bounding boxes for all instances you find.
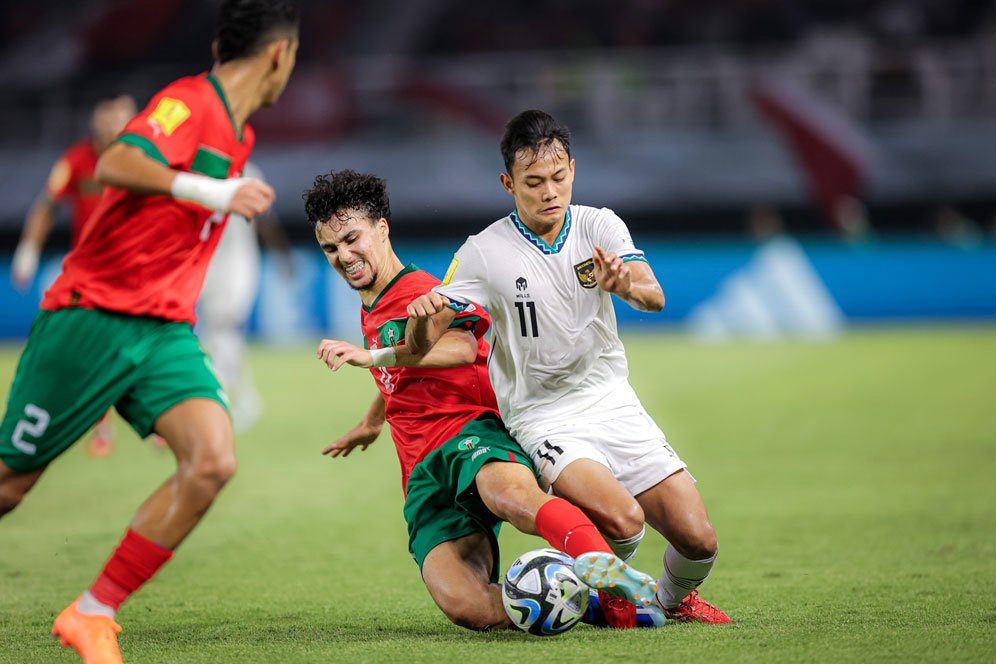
[51,598,123,664]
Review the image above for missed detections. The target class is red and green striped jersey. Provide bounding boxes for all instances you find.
[42,72,255,323]
[360,265,497,492]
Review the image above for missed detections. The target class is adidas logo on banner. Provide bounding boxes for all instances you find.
[688,237,844,342]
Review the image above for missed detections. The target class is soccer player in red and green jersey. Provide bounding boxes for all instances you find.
[12,94,137,292]
[305,170,660,631]
[12,94,137,458]
[0,2,299,662]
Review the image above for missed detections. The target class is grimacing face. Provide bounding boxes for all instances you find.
[315,210,389,292]
[501,139,575,230]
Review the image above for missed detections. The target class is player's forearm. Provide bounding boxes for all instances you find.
[96,142,177,195]
[405,316,442,356]
[20,199,56,249]
[620,279,665,313]
[362,394,387,429]
[395,331,477,368]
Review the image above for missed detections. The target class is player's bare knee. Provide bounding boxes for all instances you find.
[440,597,503,632]
[0,487,24,515]
[0,473,36,516]
[181,438,236,497]
[192,450,237,491]
[680,524,718,560]
[487,484,534,525]
[599,499,644,541]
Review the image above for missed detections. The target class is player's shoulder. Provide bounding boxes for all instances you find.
[386,265,440,303]
[154,73,211,98]
[401,266,441,290]
[571,204,621,226]
[143,73,215,117]
[462,213,518,249]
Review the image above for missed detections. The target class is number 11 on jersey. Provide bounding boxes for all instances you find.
[515,301,539,337]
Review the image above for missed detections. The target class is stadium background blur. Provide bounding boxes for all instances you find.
[1,3,995,662]
[1,0,995,341]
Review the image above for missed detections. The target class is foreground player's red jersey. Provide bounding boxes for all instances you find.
[360,265,497,492]
[42,73,255,323]
[45,140,103,246]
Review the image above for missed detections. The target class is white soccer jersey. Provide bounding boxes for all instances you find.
[435,204,648,440]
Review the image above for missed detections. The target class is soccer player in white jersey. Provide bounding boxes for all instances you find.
[407,109,731,624]
[198,161,292,432]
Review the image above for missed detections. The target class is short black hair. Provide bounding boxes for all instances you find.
[500,110,572,175]
[303,170,391,231]
[215,0,299,64]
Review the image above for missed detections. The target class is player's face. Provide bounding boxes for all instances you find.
[501,140,575,230]
[263,38,299,107]
[91,96,137,150]
[315,210,389,292]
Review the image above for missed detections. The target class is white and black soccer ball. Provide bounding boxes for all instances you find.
[502,548,589,636]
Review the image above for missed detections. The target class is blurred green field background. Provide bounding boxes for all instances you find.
[1,328,994,663]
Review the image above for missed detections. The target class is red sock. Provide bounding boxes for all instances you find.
[89,529,174,610]
[535,498,612,559]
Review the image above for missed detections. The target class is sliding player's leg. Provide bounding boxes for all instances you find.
[421,532,510,631]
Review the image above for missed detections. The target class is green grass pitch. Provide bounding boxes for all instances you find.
[1,328,994,662]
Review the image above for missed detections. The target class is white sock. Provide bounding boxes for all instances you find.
[77,590,116,618]
[605,525,645,563]
[656,544,717,608]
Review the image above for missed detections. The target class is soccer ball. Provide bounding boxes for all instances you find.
[502,548,589,636]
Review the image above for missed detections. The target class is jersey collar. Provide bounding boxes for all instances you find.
[205,73,243,142]
[363,263,418,313]
[510,208,572,255]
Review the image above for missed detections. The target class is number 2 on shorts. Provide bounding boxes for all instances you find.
[12,403,50,455]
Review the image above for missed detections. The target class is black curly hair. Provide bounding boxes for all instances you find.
[500,109,572,175]
[303,170,391,231]
[215,0,299,64]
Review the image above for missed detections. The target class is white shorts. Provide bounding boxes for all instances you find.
[517,393,687,497]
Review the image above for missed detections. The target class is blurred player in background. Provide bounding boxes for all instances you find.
[0,2,299,662]
[408,110,731,625]
[11,94,137,458]
[305,169,660,631]
[199,160,293,433]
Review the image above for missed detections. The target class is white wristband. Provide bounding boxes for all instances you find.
[369,347,397,368]
[12,243,40,284]
[171,172,250,212]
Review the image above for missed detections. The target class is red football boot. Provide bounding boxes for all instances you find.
[662,590,731,624]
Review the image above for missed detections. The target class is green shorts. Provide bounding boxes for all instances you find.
[403,413,537,583]
[0,307,228,472]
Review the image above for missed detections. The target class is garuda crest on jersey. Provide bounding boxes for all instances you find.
[573,258,597,289]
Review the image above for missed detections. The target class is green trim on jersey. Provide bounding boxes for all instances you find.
[118,133,168,166]
[363,264,418,313]
[206,73,242,142]
[621,255,648,264]
[191,146,232,179]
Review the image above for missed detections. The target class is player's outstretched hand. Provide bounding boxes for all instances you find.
[407,292,451,319]
[317,338,373,371]
[322,421,380,458]
[229,178,275,219]
[593,245,631,297]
